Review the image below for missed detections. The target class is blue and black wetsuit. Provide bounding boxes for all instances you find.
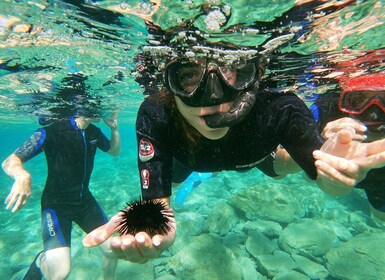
[14,118,111,250]
[311,93,385,212]
[136,90,324,199]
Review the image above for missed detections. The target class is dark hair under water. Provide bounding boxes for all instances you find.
[148,87,203,166]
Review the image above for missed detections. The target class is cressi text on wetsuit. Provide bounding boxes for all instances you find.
[14,118,111,249]
[311,93,385,212]
[136,90,324,199]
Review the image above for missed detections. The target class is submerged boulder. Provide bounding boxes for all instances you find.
[207,201,239,236]
[228,184,305,224]
[167,234,243,280]
[278,219,343,258]
[326,232,385,280]
[245,229,276,258]
[255,251,297,278]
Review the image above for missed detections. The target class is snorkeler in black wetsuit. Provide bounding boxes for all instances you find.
[137,88,324,199]
[311,74,385,214]
[2,73,120,279]
[14,118,112,238]
[2,116,119,280]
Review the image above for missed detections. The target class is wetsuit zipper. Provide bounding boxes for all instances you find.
[80,130,87,200]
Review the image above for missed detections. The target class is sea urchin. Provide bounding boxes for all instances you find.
[117,198,174,236]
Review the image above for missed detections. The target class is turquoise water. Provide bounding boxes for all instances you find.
[2,0,385,279]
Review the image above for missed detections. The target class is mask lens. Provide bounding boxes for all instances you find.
[339,90,385,114]
[219,63,257,90]
[166,61,205,96]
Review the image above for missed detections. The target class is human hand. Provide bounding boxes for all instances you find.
[322,117,367,141]
[103,113,118,130]
[5,170,32,212]
[314,129,385,195]
[83,211,176,263]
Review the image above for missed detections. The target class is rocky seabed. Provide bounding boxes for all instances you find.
[150,172,385,280]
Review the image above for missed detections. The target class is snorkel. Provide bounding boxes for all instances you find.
[202,56,268,128]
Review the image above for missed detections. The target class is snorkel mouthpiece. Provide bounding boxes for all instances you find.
[203,88,257,128]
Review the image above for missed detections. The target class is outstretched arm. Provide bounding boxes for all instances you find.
[83,197,176,263]
[103,113,120,156]
[2,154,32,212]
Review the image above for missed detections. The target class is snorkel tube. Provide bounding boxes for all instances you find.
[202,56,268,128]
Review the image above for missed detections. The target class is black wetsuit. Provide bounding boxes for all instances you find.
[136,91,324,199]
[311,93,385,212]
[14,118,111,250]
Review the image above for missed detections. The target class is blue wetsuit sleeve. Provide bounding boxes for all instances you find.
[136,98,173,199]
[14,128,46,162]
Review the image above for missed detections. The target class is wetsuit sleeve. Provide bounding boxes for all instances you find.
[95,127,111,152]
[310,92,346,130]
[136,98,173,199]
[14,128,46,162]
[264,93,324,180]
[255,152,279,177]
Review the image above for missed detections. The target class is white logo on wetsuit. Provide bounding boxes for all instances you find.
[235,154,270,169]
[139,138,154,162]
[141,169,150,189]
[46,212,56,237]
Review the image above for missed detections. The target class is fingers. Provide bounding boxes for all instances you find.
[83,214,122,247]
[322,118,367,140]
[335,129,354,145]
[355,151,385,170]
[313,150,360,178]
[365,139,385,156]
[315,159,357,198]
[109,232,162,263]
[84,206,176,264]
[5,192,29,212]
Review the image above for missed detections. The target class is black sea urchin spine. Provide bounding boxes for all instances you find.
[117,198,174,236]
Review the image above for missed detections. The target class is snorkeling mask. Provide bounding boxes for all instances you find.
[338,75,385,133]
[338,75,385,115]
[164,58,259,107]
[163,52,268,128]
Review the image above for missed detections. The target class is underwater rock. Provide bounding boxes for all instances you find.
[278,219,341,259]
[255,250,297,278]
[167,234,243,280]
[238,256,267,280]
[245,229,276,258]
[222,230,246,256]
[245,220,283,237]
[114,262,155,280]
[228,184,305,224]
[207,201,239,236]
[348,211,376,234]
[176,211,205,237]
[273,270,310,280]
[326,232,385,279]
[291,254,329,279]
[155,275,178,280]
[325,220,353,242]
